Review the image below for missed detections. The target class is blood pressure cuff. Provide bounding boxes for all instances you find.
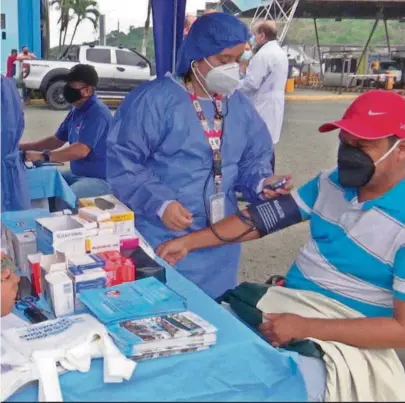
[246,195,302,238]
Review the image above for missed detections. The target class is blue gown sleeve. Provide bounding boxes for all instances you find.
[236,95,274,202]
[106,83,177,218]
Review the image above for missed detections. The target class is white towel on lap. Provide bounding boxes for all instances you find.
[257,287,405,402]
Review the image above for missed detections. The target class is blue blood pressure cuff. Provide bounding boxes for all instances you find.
[246,195,302,238]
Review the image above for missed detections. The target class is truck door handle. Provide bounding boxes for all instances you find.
[116,67,125,72]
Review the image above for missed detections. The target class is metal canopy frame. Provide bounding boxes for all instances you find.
[249,0,301,44]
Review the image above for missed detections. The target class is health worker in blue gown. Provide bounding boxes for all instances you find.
[1,75,31,212]
[107,13,292,298]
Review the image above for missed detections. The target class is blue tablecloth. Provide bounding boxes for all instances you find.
[8,260,307,402]
[27,166,76,208]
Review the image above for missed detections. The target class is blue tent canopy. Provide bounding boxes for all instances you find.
[151,0,187,78]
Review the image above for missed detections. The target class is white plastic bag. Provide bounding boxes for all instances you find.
[2,314,136,402]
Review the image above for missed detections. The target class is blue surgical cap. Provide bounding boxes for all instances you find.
[176,12,249,76]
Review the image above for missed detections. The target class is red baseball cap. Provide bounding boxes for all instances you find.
[319,90,405,139]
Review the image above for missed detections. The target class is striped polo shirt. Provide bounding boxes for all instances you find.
[286,168,405,318]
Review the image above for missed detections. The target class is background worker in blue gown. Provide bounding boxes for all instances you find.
[107,13,292,298]
[1,75,31,212]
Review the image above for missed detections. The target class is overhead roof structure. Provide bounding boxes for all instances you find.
[221,0,405,20]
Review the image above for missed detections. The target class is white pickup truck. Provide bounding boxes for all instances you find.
[21,44,156,110]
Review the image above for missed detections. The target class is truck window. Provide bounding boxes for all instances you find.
[116,50,146,67]
[86,49,111,64]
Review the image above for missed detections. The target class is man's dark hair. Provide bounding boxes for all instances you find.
[22,45,28,50]
[254,20,278,41]
[11,49,17,54]
[65,64,99,87]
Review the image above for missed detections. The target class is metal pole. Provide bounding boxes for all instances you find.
[384,19,391,54]
[339,55,347,94]
[349,11,381,87]
[172,0,178,74]
[313,18,323,80]
[99,14,106,46]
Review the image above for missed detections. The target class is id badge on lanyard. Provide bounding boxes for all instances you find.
[210,192,225,224]
[186,81,225,223]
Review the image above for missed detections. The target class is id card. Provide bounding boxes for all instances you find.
[210,192,225,224]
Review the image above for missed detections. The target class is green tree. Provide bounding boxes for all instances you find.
[50,0,73,50]
[69,0,100,46]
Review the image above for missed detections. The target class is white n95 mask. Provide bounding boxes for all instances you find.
[204,58,241,96]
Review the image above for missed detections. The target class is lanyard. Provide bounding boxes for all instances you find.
[185,81,223,193]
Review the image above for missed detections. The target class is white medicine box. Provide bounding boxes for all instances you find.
[36,215,86,255]
[1,209,51,276]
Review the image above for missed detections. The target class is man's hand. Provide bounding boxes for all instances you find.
[156,238,190,266]
[161,201,193,231]
[258,313,308,347]
[24,151,44,163]
[262,174,293,200]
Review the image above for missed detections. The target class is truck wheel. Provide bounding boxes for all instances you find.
[46,81,69,110]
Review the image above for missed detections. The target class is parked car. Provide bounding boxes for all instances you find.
[379,60,402,84]
[21,45,156,110]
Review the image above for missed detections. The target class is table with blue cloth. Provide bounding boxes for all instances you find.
[26,166,76,209]
[8,258,307,402]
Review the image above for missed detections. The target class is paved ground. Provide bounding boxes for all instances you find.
[22,99,351,282]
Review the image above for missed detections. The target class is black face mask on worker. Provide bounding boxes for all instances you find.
[63,84,83,104]
[337,142,375,188]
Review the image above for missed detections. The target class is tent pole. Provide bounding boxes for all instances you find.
[349,10,381,87]
[172,0,178,74]
[384,19,391,54]
[313,18,323,80]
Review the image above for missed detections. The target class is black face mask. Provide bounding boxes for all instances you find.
[337,142,375,188]
[63,84,83,104]
[23,50,28,55]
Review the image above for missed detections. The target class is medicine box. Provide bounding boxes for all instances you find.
[97,251,136,287]
[45,271,74,317]
[1,209,51,276]
[68,254,105,272]
[78,195,135,239]
[27,253,42,294]
[86,233,121,254]
[40,254,67,302]
[36,215,86,255]
[79,206,111,222]
[67,266,107,313]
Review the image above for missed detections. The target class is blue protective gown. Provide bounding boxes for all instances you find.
[107,76,273,298]
[1,76,30,212]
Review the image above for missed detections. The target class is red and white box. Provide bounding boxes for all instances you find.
[96,250,136,287]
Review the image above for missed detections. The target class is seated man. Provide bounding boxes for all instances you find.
[20,64,112,207]
[157,90,405,401]
[1,253,20,317]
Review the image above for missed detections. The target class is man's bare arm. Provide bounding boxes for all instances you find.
[48,143,90,162]
[20,136,66,151]
[25,142,91,163]
[306,299,405,348]
[187,212,260,252]
[262,299,405,349]
[157,212,260,265]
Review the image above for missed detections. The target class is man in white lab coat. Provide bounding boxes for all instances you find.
[239,20,288,171]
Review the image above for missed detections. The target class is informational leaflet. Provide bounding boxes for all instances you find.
[108,311,217,357]
[79,277,187,324]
